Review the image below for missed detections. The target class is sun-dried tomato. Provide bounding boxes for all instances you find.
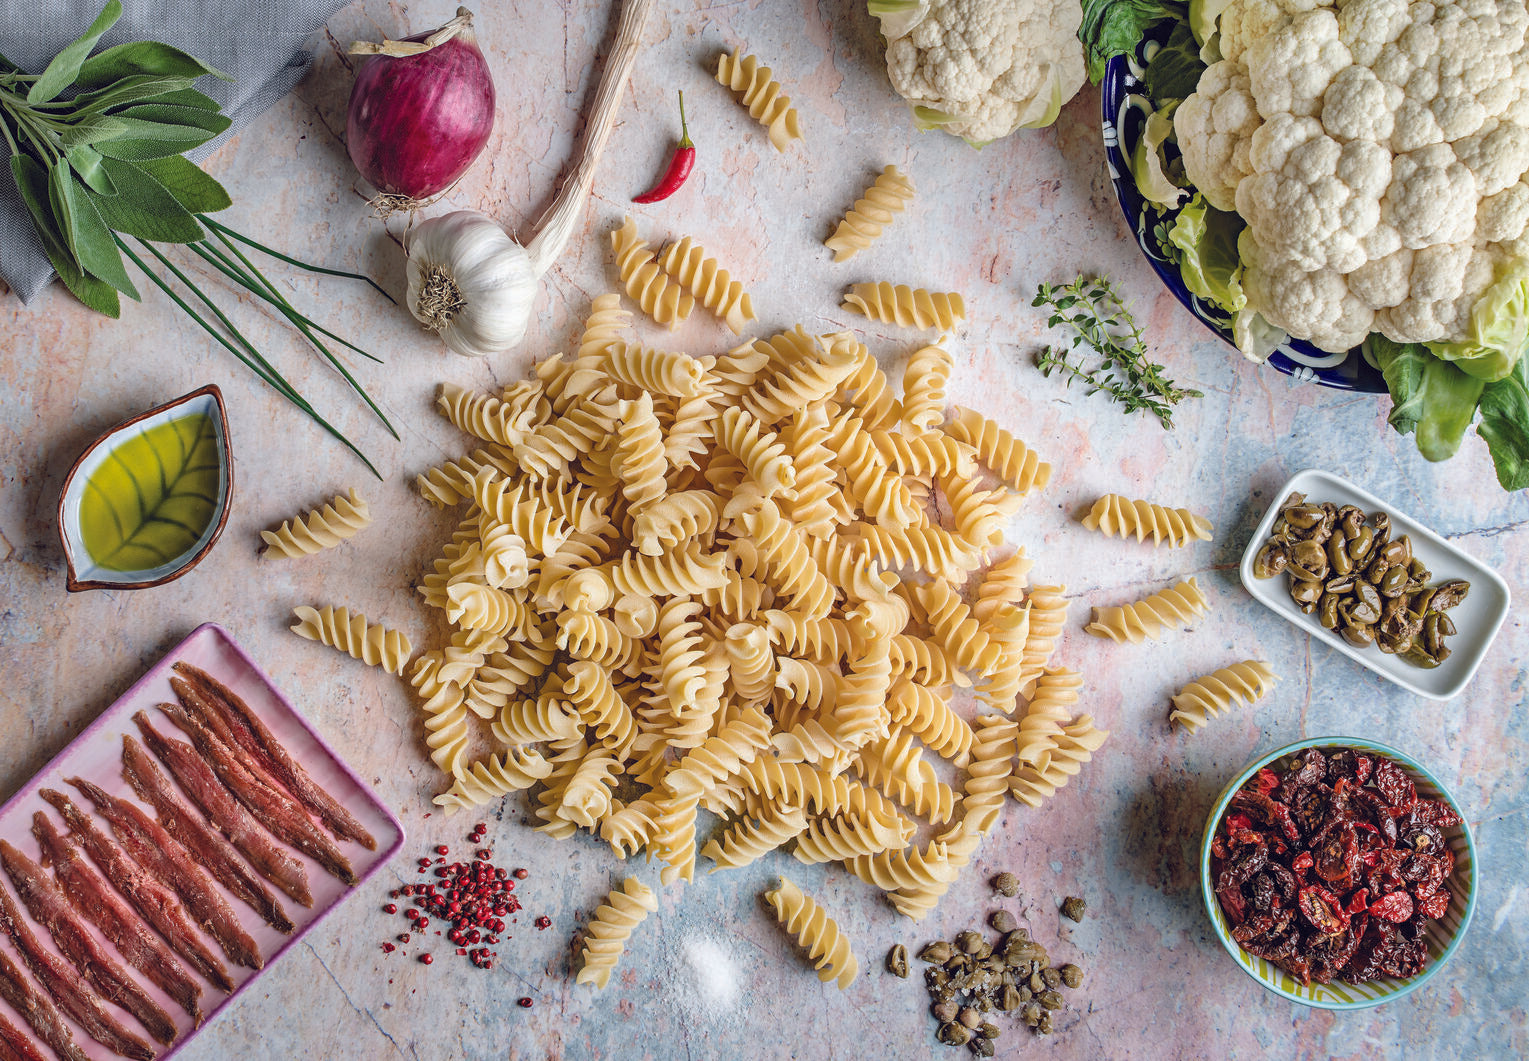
[1298,885,1350,935]
[1373,759,1418,811]
[1231,790,1302,844]
[1345,888,1370,915]
[1291,851,1314,877]
[1351,788,1399,844]
[1224,812,1254,834]
[1289,784,1329,835]
[1367,890,1414,923]
[1406,798,1463,829]
[1314,822,1360,886]
[1329,749,1374,786]
[1253,767,1282,796]
[1399,822,1447,858]
[1416,889,1450,920]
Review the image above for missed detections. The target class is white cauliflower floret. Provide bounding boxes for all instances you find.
[1175,61,1260,211]
[1178,0,1529,353]
[873,0,1085,145]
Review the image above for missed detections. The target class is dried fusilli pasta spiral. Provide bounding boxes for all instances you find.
[658,237,756,334]
[1082,494,1214,547]
[1014,666,1082,766]
[887,678,973,764]
[612,393,668,514]
[724,622,775,704]
[1017,585,1068,692]
[714,406,797,499]
[435,382,536,447]
[1086,577,1210,642]
[611,217,692,328]
[702,803,808,870]
[739,500,834,620]
[901,338,951,433]
[1010,715,1111,807]
[432,748,552,813]
[824,164,915,262]
[763,877,858,988]
[915,579,1004,677]
[564,661,639,753]
[1169,661,1278,734]
[792,806,912,863]
[843,282,965,331]
[291,605,412,675]
[261,488,371,558]
[492,693,583,746]
[827,412,922,528]
[943,406,1051,495]
[973,548,1033,625]
[604,340,708,398]
[743,332,862,425]
[575,877,659,988]
[715,49,803,152]
[961,713,1020,833]
[632,490,721,556]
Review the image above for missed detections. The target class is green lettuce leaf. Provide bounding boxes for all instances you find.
[1129,103,1187,207]
[1168,193,1246,312]
[1189,0,1234,45]
[1476,352,1529,490]
[1369,335,1487,462]
[1426,260,1529,382]
[1079,0,1188,83]
[1144,21,1206,103]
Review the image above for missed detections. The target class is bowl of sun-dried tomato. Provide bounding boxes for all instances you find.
[1200,737,1476,1009]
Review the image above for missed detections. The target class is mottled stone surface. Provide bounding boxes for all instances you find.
[1,2,1526,1059]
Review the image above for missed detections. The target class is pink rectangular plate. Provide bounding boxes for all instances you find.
[0,622,404,1060]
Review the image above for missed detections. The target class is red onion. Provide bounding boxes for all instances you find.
[346,7,495,203]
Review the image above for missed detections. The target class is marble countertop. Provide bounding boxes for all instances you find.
[2,2,1526,1059]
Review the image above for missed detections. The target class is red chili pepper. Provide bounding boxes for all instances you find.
[633,91,695,204]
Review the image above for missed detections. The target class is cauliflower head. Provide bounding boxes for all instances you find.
[1177,0,1529,363]
[871,0,1087,145]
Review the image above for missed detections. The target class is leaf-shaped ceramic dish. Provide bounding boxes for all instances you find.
[58,384,233,591]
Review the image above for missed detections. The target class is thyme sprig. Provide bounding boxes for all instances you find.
[1033,275,1202,430]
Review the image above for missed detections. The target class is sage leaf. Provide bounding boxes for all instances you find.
[91,113,230,161]
[72,73,197,113]
[115,103,231,136]
[59,169,139,298]
[136,155,231,214]
[76,40,231,89]
[88,156,204,243]
[130,86,219,112]
[14,154,120,316]
[66,144,117,195]
[48,158,82,267]
[60,114,132,147]
[28,0,123,104]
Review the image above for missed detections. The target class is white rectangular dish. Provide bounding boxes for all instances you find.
[0,622,404,1060]
[1238,469,1510,701]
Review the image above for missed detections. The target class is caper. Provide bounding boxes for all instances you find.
[920,941,953,963]
[1326,532,1353,575]
[1379,564,1410,597]
[1041,966,1062,988]
[1037,1012,1054,1035]
[1348,524,1376,564]
[945,953,970,974]
[1431,579,1470,611]
[1061,895,1087,922]
[1029,970,1045,994]
[925,967,949,991]
[997,985,1022,1011]
[937,1022,972,1046]
[1289,539,1329,581]
[1290,578,1323,606]
[1253,541,1289,579]
[979,1023,1000,1040]
[969,1036,994,1058]
[991,871,1020,897]
[1318,592,1341,629]
[1004,926,1030,944]
[887,943,909,978]
[1341,622,1376,647]
[958,1006,981,1029]
[1021,1002,1042,1026]
[989,909,1017,933]
[1005,939,1046,964]
[956,929,984,955]
[1039,989,1065,1011]
[1059,963,1083,988]
[932,1001,959,1023]
[1285,503,1325,529]
[1018,984,1033,1003]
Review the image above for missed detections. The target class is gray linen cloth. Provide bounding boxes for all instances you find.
[0,0,350,303]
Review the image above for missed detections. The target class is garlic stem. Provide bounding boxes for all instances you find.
[526,0,656,277]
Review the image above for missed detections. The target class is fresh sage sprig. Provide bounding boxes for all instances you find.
[1034,275,1202,429]
[2,0,393,475]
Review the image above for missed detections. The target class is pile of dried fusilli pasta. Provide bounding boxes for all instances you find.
[397,218,1111,985]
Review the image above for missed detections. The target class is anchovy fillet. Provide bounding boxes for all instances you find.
[38,790,232,993]
[173,666,376,850]
[0,942,89,1061]
[0,841,176,1045]
[122,736,294,933]
[0,1007,50,1061]
[31,812,203,1025]
[133,713,313,908]
[0,872,155,1060]
[156,702,356,885]
[66,779,262,972]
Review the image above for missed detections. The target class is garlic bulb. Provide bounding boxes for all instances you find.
[404,211,536,357]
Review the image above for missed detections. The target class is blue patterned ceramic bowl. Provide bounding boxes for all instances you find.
[1200,737,1476,1009]
[1101,23,1386,392]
